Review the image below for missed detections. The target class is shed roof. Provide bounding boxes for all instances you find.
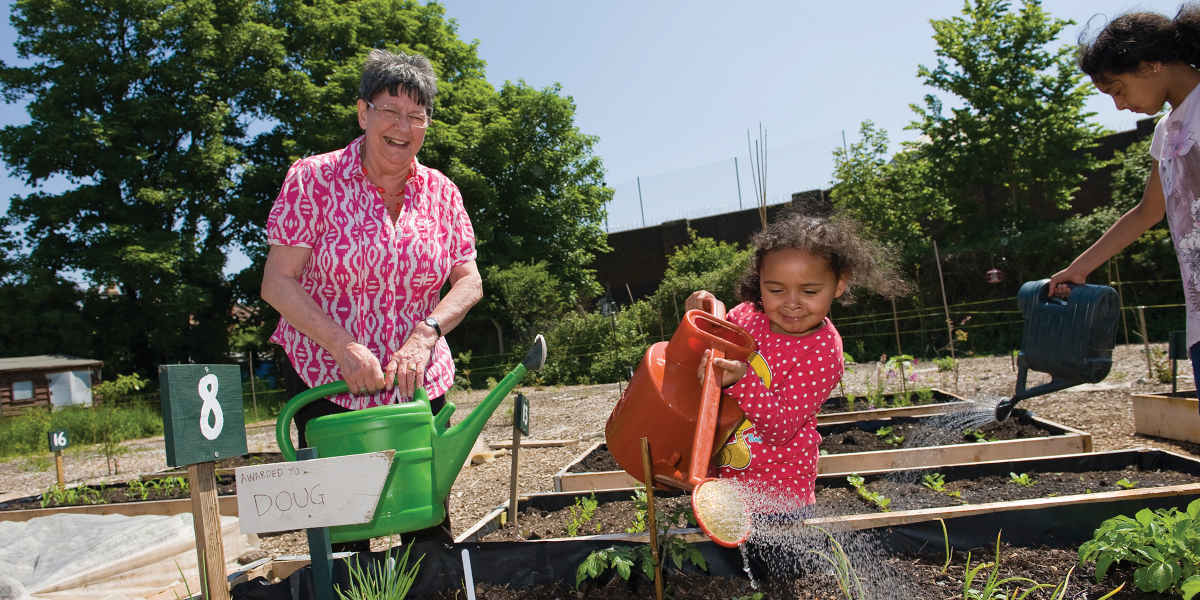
[0,355,103,373]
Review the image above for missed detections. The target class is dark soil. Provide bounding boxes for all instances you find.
[568,416,1056,472]
[819,388,962,413]
[483,464,1195,541]
[0,474,238,510]
[441,542,1164,599]
[819,416,1056,455]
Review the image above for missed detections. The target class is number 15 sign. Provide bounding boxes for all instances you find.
[160,364,247,468]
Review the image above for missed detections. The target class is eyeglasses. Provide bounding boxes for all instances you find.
[366,100,430,129]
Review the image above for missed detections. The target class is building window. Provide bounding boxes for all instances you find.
[12,380,33,401]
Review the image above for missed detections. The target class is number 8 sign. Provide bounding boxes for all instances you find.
[159,364,246,467]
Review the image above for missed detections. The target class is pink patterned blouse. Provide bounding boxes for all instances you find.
[267,136,477,410]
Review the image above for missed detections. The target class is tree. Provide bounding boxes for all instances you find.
[830,121,953,264]
[909,0,1104,252]
[0,0,286,374]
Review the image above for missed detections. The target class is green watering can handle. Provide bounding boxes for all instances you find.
[275,381,433,461]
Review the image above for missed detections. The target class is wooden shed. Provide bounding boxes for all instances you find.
[0,355,104,417]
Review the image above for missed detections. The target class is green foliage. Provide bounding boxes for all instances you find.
[1007,472,1036,487]
[962,532,1055,599]
[803,527,870,600]
[566,493,599,537]
[874,426,905,446]
[0,403,163,460]
[964,429,996,443]
[921,473,963,499]
[481,261,572,350]
[910,0,1104,245]
[626,487,648,534]
[40,484,105,508]
[934,357,957,372]
[92,373,150,404]
[335,542,424,600]
[1078,498,1200,597]
[575,539,707,590]
[1115,478,1138,490]
[847,474,891,512]
[915,388,935,404]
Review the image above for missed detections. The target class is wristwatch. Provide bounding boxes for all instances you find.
[422,316,442,337]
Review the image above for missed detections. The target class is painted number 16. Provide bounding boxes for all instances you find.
[198,373,224,441]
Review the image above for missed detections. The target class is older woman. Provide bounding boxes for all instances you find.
[262,48,481,460]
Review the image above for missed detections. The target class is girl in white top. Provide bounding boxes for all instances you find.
[1050,5,1200,394]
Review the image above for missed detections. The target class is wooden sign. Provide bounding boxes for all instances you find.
[235,450,395,534]
[47,429,68,452]
[159,364,247,467]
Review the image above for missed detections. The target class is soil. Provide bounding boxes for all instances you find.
[436,543,1165,599]
[3,344,1200,568]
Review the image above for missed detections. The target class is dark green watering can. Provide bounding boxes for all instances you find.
[276,334,546,543]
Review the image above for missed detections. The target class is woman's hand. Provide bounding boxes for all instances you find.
[336,342,386,396]
[385,327,439,398]
[685,290,717,313]
[697,349,747,388]
[1048,267,1088,298]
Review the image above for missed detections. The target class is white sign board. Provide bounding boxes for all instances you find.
[235,450,394,534]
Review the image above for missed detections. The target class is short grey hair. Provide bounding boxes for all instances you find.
[358,49,437,115]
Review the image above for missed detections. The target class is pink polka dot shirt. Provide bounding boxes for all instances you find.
[714,302,845,505]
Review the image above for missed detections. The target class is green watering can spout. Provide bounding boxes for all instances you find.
[432,334,547,497]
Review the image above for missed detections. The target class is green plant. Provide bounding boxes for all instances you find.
[844,392,857,412]
[915,387,934,404]
[964,429,996,443]
[626,488,647,534]
[847,475,891,511]
[874,426,904,446]
[934,356,957,372]
[803,527,868,599]
[1115,478,1138,490]
[335,542,424,600]
[129,478,151,501]
[1008,472,1036,488]
[921,473,962,499]
[576,536,707,590]
[566,493,598,537]
[865,388,886,409]
[961,532,1055,599]
[1078,498,1200,597]
[1150,349,1175,384]
[452,350,474,390]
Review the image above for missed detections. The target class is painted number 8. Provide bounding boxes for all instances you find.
[198,373,224,441]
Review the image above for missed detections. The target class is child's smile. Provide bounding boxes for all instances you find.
[758,248,847,336]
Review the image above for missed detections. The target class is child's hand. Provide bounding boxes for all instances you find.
[684,290,718,313]
[698,348,748,388]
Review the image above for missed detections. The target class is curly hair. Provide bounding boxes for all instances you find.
[735,214,910,311]
[1079,4,1200,81]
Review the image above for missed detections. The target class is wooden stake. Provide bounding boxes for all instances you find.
[891,298,902,355]
[187,462,230,600]
[54,450,64,487]
[641,437,663,600]
[932,241,958,389]
[1138,306,1153,379]
[508,413,521,528]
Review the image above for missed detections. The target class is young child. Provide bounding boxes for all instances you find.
[686,214,907,509]
[1049,5,1200,394]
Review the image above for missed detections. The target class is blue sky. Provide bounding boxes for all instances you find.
[0,0,1181,273]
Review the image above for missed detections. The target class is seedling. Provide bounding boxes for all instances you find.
[915,388,934,404]
[1008,472,1037,487]
[566,493,598,536]
[576,534,707,590]
[847,474,891,512]
[626,487,647,533]
[921,473,962,499]
[335,541,424,600]
[874,426,904,447]
[1114,477,1138,490]
[964,429,996,443]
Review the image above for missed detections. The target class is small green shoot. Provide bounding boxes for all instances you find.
[335,542,424,600]
[874,426,904,446]
[566,493,598,537]
[921,473,962,499]
[1114,477,1138,490]
[1008,472,1036,488]
[847,474,891,512]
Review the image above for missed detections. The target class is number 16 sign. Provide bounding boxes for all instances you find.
[159,364,247,468]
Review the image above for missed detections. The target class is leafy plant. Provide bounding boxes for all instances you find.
[934,357,957,372]
[335,542,424,600]
[921,473,962,499]
[1078,498,1200,597]
[845,392,857,412]
[1008,472,1036,488]
[566,493,599,537]
[129,479,151,501]
[576,537,707,590]
[915,388,934,404]
[964,429,996,443]
[626,488,647,534]
[1115,478,1138,490]
[874,426,904,446]
[961,532,1058,599]
[847,475,891,512]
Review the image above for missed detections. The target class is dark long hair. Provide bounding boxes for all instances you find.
[1079,4,1200,80]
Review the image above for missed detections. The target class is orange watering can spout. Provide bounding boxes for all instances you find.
[605,298,755,490]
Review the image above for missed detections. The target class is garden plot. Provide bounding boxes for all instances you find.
[555,411,1092,491]
[817,387,972,425]
[1132,389,1200,444]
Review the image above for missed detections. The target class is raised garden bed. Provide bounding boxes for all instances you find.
[555,412,1092,491]
[1132,389,1200,443]
[229,448,1199,599]
[817,387,972,425]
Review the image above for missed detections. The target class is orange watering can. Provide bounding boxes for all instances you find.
[605,298,756,490]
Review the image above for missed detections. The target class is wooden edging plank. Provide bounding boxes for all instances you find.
[0,494,239,522]
[489,439,576,449]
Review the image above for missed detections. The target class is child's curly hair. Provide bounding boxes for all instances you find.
[736,213,910,311]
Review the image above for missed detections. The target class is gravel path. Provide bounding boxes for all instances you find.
[1,344,1196,559]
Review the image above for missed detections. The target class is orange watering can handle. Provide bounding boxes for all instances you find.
[688,343,725,489]
[698,295,727,320]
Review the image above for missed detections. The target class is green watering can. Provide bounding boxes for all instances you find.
[276,334,546,543]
